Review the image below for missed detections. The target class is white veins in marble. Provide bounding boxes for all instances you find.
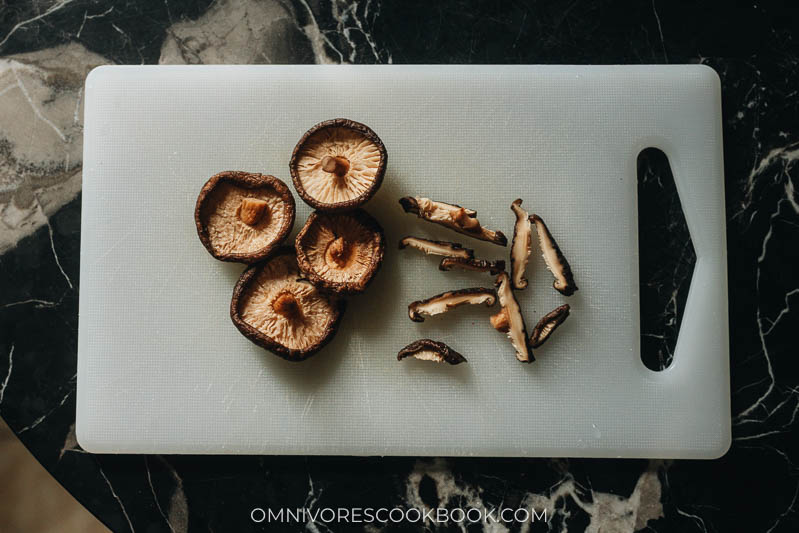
[159,0,318,65]
[304,472,331,533]
[739,141,799,216]
[144,457,171,532]
[46,216,73,289]
[58,422,85,460]
[17,375,75,434]
[650,0,668,62]
[3,295,64,309]
[0,43,108,254]
[158,0,391,66]
[0,0,77,49]
[145,456,189,533]
[0,343,13,405]
[766,482,799,533]
[329,0,391,63]
[731,139,799,438]
[296,0,343,64]
[99,465,136,533]
[76,7,115,39]
[406,459,663,532]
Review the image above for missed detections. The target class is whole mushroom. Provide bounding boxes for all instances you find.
[290,119,387,212]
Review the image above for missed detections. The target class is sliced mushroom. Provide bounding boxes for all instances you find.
[510,199,534,290]
[531,214,578,296]
[530,304,570,348]
[399,196,507,246]
[490,272,533,363]
[195,171,296,263]
[408,288,496,322]
[397,339,467,365]
[295,209,385,295]
[439,257,506,275]
[398,236,474,260]
[230,248,345,360]
[290,119,387,212]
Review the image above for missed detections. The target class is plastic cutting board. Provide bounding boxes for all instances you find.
[77,65,729,458]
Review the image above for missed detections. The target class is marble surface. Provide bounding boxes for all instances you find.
[0,1,796,531]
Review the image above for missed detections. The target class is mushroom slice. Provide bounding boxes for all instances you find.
[490,272,533,363]
[439,257,506,275]
[510,199,534,290]
[290,119,387,212]
[399,236,474,260]
[408,288,496,322]
[531,214,578,296]
[195,171,296,263]
[295,209,385,295]
[399,196,508,246]
[530,304,570,349]
[230,247,345,361]
[397,339,467,365]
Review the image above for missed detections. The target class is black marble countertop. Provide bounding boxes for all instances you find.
[1,1,797,532]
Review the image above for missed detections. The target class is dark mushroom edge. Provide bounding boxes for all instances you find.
[408,287,497,323]
[530,304,571,349]
[290,118,387,212]
[399,196,508,246]
[398,236,474,260]
[490,271,534,363]
[397,339,467,365]
[295,209,385,295]
[531,214,578,296]
[194,171,296,263]
[230,247,346,361]
[510,199,534,290]
[439,257,506,275]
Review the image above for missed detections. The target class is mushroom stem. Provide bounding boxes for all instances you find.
[490,308,510,332]
[272,292,302,319]
[327,236,349,267]
[321,155,350,177]
[237,197,270,226]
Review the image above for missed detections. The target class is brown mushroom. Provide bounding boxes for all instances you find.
[295,209,385,295]
[290,119,387,212]
[398,236,474,260]
[195,171,295,263]
[530,214,577,296]
[530,304,570,348]
[399,197,507,246]
[397,339,467,365]
[510,199,534,289]
[408,288,496,322]
[230,247,345,361]
[439,257,505,275]
[490,271,533,363]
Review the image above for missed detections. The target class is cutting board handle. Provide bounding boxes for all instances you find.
[633,66,730,453]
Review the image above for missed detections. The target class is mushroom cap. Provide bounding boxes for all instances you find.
[295,209,385,295]
[230,247,345,361]
[195,171,296,263]
[290,119,387,212]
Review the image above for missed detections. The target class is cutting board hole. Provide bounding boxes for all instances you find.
[637,148,696,371]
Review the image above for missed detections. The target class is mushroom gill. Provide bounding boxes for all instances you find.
[491,271,533,363]
[291,119,387,212]
[510,199,534,290]
[397,339,467,365]
[531,214,578,296]
[230,249,344,360]
[408,288,497,322]
[295,210,385,294]
[399,196,507,246]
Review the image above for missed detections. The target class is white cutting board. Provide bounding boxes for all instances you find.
[77,65,729,458]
